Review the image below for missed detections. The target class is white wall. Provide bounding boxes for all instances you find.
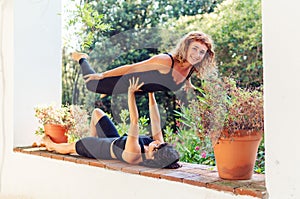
[3,153,257,199]
[0,0,14,195]
[263,0,300,198]
[1,0,300,198]
[13,0,62,146]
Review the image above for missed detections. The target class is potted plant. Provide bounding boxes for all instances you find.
[191,77,264,180]
[34,104,90,143]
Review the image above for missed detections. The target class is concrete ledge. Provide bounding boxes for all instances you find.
[14,146,267,198]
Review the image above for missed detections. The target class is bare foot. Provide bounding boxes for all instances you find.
[100,94,107,98]
[71,52,89,62]
[41,135,55,151]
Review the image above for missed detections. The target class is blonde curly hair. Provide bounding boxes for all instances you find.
[172,31,217,79]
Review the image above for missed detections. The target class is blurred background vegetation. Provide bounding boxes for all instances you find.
[62,0,261,126]
[61,0,263,172]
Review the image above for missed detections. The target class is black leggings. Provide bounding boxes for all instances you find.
[79,58,181,95]
[75,116,120,159]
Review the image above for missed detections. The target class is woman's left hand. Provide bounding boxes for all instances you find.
[83,73,104,82]
[128,77,144,94]
[183,80,196,92]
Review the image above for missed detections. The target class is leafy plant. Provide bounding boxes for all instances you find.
[166,0,262,87]
[66,2,111,51]
[169,79,265,172]
[164,123,215,166]
[191,77,264,145]
[114,109,149,136]
[34,104,90,142]
[255,137,265,173]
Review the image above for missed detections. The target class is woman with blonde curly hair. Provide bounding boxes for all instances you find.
[172,31,216,79]
[72,31,216,95]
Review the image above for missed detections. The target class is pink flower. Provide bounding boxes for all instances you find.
[176,121,181,127]
[201,151,207,158]
[195,146,200,151]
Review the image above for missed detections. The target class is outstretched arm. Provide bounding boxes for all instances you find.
[127,77,143,134]
[83,54,172,82]
[123,77,144,163]
[148,93,164,142]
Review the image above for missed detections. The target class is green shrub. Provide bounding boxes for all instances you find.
[162,0,262,88]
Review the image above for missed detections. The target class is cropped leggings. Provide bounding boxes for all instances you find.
[75,116,120,159]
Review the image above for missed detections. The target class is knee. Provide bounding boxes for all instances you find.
[85,81,98,92]
[92,108,106,123]
[75,138,96,158]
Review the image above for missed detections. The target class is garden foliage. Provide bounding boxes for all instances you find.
[61,0,264,173]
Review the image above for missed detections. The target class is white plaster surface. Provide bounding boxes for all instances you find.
[263,0,300,198]
[1,0,300,198]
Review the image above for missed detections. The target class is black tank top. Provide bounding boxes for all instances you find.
[112,135,154,162]
[96,53,195,94]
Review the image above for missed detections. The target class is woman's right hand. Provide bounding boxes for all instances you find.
[83,73,104,82]
[128,77,144,94]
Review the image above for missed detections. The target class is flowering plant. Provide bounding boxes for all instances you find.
[175,77,264,146]
[194,77,264,145]
[34,104,90,142]
[165,77,264,172]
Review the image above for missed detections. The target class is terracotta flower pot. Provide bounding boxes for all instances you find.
[44,124,68,143]
[213,132,262,180]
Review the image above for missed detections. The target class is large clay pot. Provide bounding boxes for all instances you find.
[44,124,68,143]
[213,132,262,180]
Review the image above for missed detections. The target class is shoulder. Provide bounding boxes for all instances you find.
[149,53,174,66]
[151,53,173,60]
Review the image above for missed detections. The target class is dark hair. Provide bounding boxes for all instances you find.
[140,143,181,169]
